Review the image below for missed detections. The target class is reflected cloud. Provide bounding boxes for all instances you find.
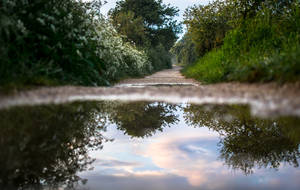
[143,134,300,190]
[133,170,166,176]
[146,136,225,187]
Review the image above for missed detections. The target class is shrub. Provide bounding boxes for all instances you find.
[183,49,226,83]
[147,44,172,71]
[183,1,300,83]
[0,0,152,88]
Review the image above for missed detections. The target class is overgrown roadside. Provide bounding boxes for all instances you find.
[173,0,300,84]
[1,0,180,92]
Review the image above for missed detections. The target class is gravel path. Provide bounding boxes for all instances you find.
[115,66,200,87]
[0,66,300,117]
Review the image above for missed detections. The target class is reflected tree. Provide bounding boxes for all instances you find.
[184,104,300,174]
[0,102,109,189]
[105,102,179,138]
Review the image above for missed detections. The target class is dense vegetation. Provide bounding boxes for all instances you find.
[109,0,182,71]
[3,0,298,88]
[0,0,180,90]
[171,33,197,66]
[174,0,300,83]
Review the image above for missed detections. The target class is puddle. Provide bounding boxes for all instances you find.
[0,101,299,190]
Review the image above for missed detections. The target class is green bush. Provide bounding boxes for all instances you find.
[171,33,197,66]
[183,1,300,83]
[0,0,152,88]
[147,44,172,71]
[183,49,226,83]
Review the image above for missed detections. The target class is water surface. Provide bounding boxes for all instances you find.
[0,101,299,190]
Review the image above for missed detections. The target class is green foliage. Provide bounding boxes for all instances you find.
[148,44,173,71]
[183,0,233,57]
[109,11,149,47]
[183,49,226,83]
[95,19,153,81]
[182,0,300,83]
[109,0,182,71]
[222,2,300,82]
[171,33,197,66]
[0,0,152,89]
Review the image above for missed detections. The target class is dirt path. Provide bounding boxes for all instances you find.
[0,66,300,117]
[116,66,200,87]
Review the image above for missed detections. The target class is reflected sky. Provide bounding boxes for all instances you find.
[80,107,300,190]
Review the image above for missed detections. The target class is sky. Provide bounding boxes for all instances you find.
[79,107,300,190]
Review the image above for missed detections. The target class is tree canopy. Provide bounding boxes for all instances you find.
[109,0,181,50]
[109,0,182,71]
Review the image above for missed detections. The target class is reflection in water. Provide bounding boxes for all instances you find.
[105,102,179,137]
[0,101,299,189]
[184,105,300,174]
[0,102,109,189]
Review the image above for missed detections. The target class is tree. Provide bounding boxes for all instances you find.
[184,0,233,56]
[109,0,182,70]
[231,0,295,19]
[171,33,197,65]
[110,11,149,47]
[109,0,181,50]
